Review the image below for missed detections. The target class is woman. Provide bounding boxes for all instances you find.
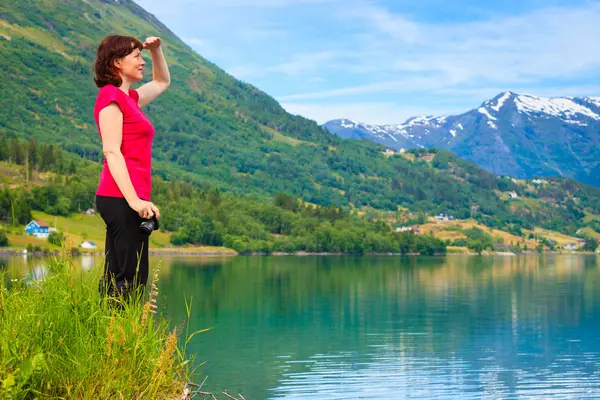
[93,34,170,298]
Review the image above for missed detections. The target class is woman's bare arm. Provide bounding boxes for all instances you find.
[137,37,170,108]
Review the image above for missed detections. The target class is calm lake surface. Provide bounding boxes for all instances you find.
[3,254,600,399]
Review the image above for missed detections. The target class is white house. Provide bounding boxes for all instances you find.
[395,226,422,234]
[508,192,519,199]
[435,213,454,222]
[80,241,97,250]
[563,243,578,251]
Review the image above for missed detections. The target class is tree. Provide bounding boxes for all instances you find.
[0,134,8,161]
[48,231,66,247]
[0,230,8,247]
[583,239,598,252]
[509,242,522,254]
[467,240,485,255]
[174,215,223,246]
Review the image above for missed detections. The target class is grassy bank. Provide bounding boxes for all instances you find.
[4,211,238,254]
[0,255,196,399]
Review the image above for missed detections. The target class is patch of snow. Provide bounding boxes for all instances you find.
[515,94,600,121]
[490,92,512,112]
[585,97,600,108]
[449,129,456,137]
[487,120,498,129]
[565,120,588,127]
[340,119,360,129]
[478,107,497,120]
[402,115,446,128]
[456,123,463,130]
[406,116,433,126]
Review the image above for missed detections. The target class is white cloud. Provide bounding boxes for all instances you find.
[346,2,600,82]
[435,85,600,100]
[213,0,343,7]
[280,101,463,125]
[227,50,348,78]
[277,75,450,101]
[181,37,206,48]
[136,0,341,12]
[268,51,343,75]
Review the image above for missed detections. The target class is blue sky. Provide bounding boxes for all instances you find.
[135,0,600,124]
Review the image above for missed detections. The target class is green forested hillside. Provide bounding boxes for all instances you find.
[0,154,448,255]
[1,0,599,241]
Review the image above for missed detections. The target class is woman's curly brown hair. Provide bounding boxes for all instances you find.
[94,35,144,87]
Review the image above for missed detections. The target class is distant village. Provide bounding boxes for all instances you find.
[394,212,595,252]
[22,207,98,250]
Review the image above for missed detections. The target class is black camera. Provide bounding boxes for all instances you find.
[139,215,159,236]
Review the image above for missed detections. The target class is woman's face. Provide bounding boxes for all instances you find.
[116,47,145,83]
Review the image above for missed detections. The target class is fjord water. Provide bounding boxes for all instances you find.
[4,254,600,398]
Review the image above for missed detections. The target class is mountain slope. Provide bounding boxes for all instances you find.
[1,0,600,239]
[324,92,600,187]
[1,0,340,192]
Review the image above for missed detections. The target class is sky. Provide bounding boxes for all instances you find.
[135,0,600,125]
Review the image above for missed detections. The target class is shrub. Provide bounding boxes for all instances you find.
[0,230,8,247]
[47,231,66,247]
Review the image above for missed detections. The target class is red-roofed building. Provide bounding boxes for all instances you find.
[25,220,50,238]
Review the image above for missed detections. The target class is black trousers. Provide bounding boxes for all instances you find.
[96,195,149,297]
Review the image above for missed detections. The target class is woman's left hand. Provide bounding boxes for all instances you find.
[143,36,162,51]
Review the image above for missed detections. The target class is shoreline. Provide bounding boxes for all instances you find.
[2,248,598,257]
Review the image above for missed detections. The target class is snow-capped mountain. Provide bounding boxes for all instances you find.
[324,92,600,187]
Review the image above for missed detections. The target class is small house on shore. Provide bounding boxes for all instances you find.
[80,241,97,250]
[25,220,50,239]
[435,213,454,222]
[563,243,578,251]
[395,226,422,234]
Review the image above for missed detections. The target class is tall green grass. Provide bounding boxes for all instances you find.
[0,252,196,399]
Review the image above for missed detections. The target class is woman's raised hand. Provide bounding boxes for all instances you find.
[143,36,161,51]
[128,198,160,220]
